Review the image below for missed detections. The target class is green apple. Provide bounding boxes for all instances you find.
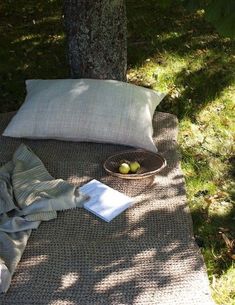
[129,161,141,173]
[119,163,130,174]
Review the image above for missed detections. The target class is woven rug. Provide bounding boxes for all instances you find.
[0,112,215,305]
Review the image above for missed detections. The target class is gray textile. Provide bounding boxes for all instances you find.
[0,111,215,305]
[0,144,89,293]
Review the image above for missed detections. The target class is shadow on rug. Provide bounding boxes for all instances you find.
[0,112,215,305]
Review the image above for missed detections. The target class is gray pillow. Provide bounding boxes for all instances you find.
[3,79,166,152]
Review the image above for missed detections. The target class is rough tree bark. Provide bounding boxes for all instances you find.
[64,0,127,81]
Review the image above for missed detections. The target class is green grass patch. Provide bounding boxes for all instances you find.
[0,0,235,303]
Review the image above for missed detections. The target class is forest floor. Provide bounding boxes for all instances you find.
[0,0,234,304]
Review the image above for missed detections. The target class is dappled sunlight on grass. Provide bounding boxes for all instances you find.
[127,0,235,122]
[126,2,235,300]
[211,266,235,305]
[128,48,234,119]
[12,33,64,45]
[0,0,67,112]
[0,0,234,303]
[13,34,43,43]
[143,28,235,282]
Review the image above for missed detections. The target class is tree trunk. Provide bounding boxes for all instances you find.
[64,0,127,81]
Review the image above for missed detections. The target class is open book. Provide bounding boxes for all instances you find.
[79,179,134,222]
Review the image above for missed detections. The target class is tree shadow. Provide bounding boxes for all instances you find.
[191,208,235,277]
[161,60,234,120]
[0,111,215,304]
[0,180,210,305]
[126,0,235,120]
[0,208,207,305]
[126,0,234,66]
[0,0,68,112]
[1,0,234,118]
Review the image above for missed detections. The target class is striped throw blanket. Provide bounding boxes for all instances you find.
[0,144,89,293]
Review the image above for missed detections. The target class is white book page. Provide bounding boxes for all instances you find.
[80,179,134,222]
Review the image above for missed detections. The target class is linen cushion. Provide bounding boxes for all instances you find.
[3,79,165,152]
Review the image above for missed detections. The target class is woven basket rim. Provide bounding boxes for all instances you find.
[103,149,167,179]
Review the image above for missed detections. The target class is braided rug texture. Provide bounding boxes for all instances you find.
[0,112,215,305]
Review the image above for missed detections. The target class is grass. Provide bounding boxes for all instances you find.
[0,0,235,303]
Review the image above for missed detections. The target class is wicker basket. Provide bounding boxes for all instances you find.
[103,149,167,179]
